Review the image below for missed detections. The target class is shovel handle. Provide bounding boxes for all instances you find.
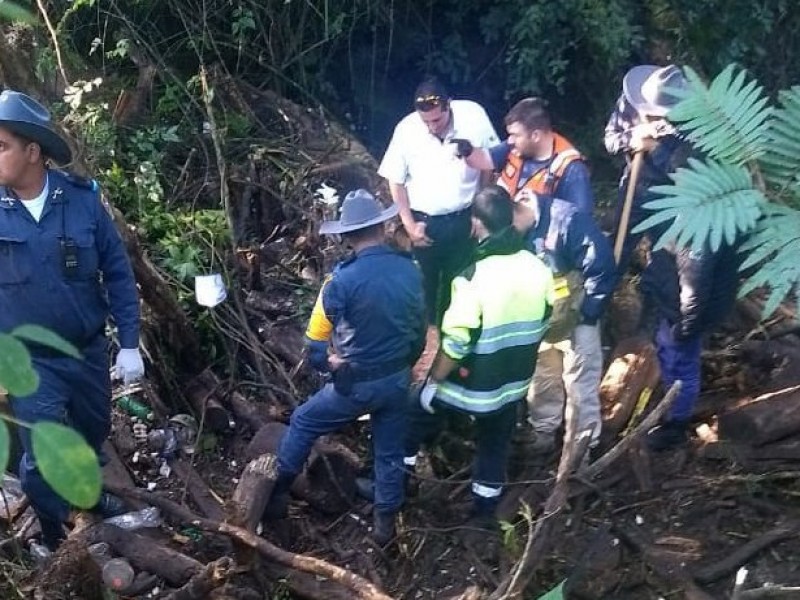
[613,151,644,265]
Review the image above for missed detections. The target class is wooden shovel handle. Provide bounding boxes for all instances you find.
[613,151,644,265]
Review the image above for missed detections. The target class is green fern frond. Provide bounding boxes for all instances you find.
[631,158,765,251]
[738,205,800,317]
[760,86,800,203]
[667,65,771,165]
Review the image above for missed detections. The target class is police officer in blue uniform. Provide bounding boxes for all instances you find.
[263,189,426,545]
[0,90,144,550]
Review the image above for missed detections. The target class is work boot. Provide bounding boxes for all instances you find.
[263,472,295,520]
[467,494,499,532]
[371,510,396,545]
[91,492,128,519]
[38,517,66,552]
[646,420,689,451]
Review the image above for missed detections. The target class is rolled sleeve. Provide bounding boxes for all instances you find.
[489,142,512,172]
[377,128,409,185]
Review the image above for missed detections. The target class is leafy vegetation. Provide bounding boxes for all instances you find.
[633,65,800,317]
[0,327,101,508]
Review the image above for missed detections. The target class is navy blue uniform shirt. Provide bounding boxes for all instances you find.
[0,170,139,349]
[305,244,426,371]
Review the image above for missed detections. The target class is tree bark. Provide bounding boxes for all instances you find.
[717,385,800,446]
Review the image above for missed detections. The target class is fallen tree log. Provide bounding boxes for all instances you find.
[171,458,226,520]
[84,523,203,586]
[105,483,394,600]
[164,556,236,600]
[717,385,800,446]
[693,520,800,584]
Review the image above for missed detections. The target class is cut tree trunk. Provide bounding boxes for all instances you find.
[245,422,361,515]
[184,368,236,433]
[226,453,278,532]
[599,337,660,450]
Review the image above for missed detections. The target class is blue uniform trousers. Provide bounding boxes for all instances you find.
[405,398,518,491]
[278,369,410,515]
[9,335,110,542]
[656,320,702,422]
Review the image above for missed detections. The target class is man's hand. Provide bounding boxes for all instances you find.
[404,220,433,247]
[629,122,658,152]
[328,353,346,371]
[419,379,439,414]
[113,348,145,385]
[451,138,474,159]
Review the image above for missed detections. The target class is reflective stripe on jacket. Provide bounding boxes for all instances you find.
[438,229,554,414]
[499,133,583,196]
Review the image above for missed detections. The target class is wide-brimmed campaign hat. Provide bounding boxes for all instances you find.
[319,189,398,235]
[0,90,72,164]
[623,64,687,117]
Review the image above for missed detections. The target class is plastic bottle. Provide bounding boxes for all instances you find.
[116,395,153,421]
[104,506,162,530]
[102,557,135,591]
[147,417,197,458]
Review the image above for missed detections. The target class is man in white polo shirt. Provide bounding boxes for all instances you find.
[379,76,498,325]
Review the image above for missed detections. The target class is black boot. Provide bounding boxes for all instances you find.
[372,510,396,545]
[263,472,295,520]
[646,420,689,451]
[38,517,66,552]
[468,494,499,531]
[91,492,128,519]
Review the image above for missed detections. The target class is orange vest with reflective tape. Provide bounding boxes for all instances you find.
[499,133,583,197]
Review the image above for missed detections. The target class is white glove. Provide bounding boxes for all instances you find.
[113,348,145,385]
[419,380,439,414]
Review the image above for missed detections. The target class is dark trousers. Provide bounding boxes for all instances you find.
[277,369,410,514]
[656,320,702,422]
[405,397,518,491]
[411,208,473,325]
[9,336,110,542]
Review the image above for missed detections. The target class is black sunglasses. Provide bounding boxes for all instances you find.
[414,94,447,111]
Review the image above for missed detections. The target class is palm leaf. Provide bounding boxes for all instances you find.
[760,85,800,205]
[631,158,765,251]
[739,205,800,317]
[667,65,771,165]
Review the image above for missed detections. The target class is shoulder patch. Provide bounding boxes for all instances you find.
[58,170,97,191]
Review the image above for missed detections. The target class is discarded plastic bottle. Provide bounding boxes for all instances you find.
[102,557,135,591]
[116,395,153,421]
[147,417,197,458]
[104,506,162,530]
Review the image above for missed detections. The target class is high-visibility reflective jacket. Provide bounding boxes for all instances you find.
[437,228,554,414]
[498,133,583,197]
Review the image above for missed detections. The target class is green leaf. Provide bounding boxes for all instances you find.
[0,334,39,397]
[632,159,765,251]
[0,420,9,476]
[12,325,81,359]
[32,422,101,509]
[0,1,36,23]
[536,580,566,600]
[667,65,771,165]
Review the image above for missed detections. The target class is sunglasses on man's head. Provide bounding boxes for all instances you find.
[414,94,447,111]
